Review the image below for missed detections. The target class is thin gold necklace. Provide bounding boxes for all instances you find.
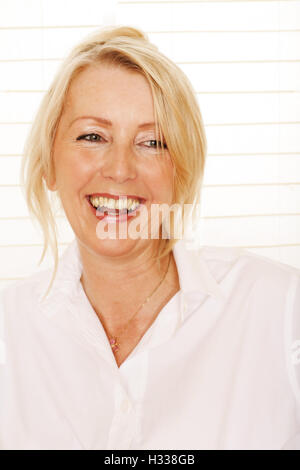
[106,254,171,353]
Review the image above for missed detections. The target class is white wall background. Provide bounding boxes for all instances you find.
[0,0,299,289]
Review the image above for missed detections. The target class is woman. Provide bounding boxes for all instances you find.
[0,25,299,450]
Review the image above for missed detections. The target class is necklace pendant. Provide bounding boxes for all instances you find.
[109,337,119,352]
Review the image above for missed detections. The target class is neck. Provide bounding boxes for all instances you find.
[77,239,173,330]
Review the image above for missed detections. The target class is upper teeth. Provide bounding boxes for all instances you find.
[89,196,140,210]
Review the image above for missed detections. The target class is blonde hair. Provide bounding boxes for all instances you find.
[20,25,207,300]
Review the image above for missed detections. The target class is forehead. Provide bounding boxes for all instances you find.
[63,63,154,122]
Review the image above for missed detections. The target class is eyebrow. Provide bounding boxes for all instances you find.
[69,115,156,130]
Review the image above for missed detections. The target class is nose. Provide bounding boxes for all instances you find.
[100,142,138,183]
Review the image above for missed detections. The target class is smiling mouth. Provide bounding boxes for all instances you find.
[86,195,145,218]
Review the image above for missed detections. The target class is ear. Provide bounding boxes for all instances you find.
[43,172,57,192]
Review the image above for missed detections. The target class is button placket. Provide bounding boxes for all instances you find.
[120,397,131,413]
[106,379,136,450]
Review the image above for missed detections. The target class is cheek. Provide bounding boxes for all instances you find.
[143,160,174,203]
[55,149,93,191]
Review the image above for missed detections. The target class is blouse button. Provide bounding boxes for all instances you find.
[121,398,130,413]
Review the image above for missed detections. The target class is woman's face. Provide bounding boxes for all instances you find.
[49,62,175,259]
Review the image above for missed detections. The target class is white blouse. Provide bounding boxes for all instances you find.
[0,238,299,450]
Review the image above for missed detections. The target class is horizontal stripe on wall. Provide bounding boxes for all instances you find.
[117,1,300,32]
[1,29,299,62]
[1,91,300,124]
[1,61,299,92]
[0,121,299,154]
[0,216,299,249]
[0,239,300,282]
[0,153,299,188]
[0,242,299,292]
[1,182,300,216]
[1,1,299,31]
[0,244,67,278]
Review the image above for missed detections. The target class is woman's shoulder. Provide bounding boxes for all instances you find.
[0,267,53,314]
[200,244,300,285]
[200,245,300,407]
[191,243,300,313]
[0,268,53,365]
[175,240,300,312]
[235,248,300,305]
[0,240,80,314]
[0,240,81,333]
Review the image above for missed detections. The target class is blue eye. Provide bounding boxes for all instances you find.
[76,133,103,142]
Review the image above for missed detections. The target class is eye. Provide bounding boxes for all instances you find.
[144,139,168,150]
[76,133,103,143]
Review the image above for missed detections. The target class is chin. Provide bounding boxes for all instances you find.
[90,237,144,258]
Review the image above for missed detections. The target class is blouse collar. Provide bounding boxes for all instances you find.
[38,237,228,313]
[173,239,227,301]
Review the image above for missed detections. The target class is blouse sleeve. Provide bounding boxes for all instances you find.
[288,275,300,409]
[282,273,300,449]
